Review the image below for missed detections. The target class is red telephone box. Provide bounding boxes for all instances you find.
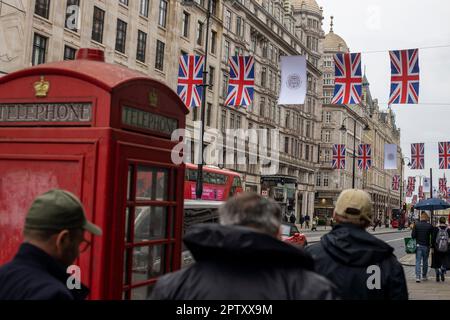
[0,49,188,299]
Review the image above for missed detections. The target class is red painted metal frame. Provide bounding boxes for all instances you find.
[0,53,188,299]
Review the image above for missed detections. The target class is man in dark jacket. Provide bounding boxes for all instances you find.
[306,189,408,300]
[0,189,102,300]
[411,211,434,282]
[151,193,338,300]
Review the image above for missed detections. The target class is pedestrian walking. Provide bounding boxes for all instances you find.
[307,189,408,300]
[311,216,318,231]
[305,214,310,229]
[151,193,338,300]
[431,217,450,282]
[289,212,297,224]
[411,211,434,283]
[0,189,102,300]
[300,216,305,229]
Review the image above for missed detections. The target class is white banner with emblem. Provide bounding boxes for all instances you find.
[278,56,307,105]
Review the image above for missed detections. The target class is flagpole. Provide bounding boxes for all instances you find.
[194,0,212,199]
[430,167,434,224]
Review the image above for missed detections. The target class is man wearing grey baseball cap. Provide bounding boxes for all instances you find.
[0,189,102,300]
[306,189,408,300]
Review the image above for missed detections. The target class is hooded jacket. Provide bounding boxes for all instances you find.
[306,223,408,300]
[151,224,338,300]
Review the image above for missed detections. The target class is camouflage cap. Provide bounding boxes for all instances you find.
[25,189,102,236]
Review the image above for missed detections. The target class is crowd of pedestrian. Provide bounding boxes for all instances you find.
[0,188,411,300]
[411,212,450,283]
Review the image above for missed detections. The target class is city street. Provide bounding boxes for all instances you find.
[302,227,450,299]
[1,0,450,303]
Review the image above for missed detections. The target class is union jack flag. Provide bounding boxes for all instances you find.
[332,144,346,169]
[406,189,413,197]
[410,143,424,170]
[419,185,424,200]
[225,56,255,107]
[412,195,418,205]
[392,175,400,191]
[177,55,205,108]
[439,142,450,169]
[332,53,362,104]
[388,49,420,105]
[407,177,416,192]
[357,144,372,170]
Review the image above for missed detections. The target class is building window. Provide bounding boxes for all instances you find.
[35,0,50,19]
[236,115,241,129]
[230,113,235,129]
[65,0,80,31]
[306,121,311,138]
[182,11,190,38]
[259,97,265,117]
[284,137,289,154]
[324,150,331,161]
[222,73,229,98]
[305,145,310,161]
[139,0,149,17]
[221,109,227,132]
[225,9,232,30]
[196,21,204,46]
[192,106,198,121]
[211,0,217,16]
[261,67,267,88]
[115,19,127,53]
[136,30,147,63]
[323,173,329,187]
[158,0,168,28]
[236,17,244,37]
[206,103,212,127]
[92,7,105,43]
[316,173,321,187]
[324,131,330,143]
[32,33,47,66]
[64,45,76,60]
[155,40,165,71]
[209,66,215,88]
[223,40,230,62]
[210,31,217,54]
[119,0,129,5]
[325,112,331,123]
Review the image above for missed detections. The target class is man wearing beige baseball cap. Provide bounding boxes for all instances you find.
[307,189,408,300]
[0,189,102,300]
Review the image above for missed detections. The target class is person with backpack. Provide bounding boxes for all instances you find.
[431,217,450,282]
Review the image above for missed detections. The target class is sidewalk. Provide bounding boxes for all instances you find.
[401,255,450,299]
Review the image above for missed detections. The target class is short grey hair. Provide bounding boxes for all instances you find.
[219,192,282,236]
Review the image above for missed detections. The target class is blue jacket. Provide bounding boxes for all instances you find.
[0,243,89,300]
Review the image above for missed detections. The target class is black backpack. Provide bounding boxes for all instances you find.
[436,228,449,252]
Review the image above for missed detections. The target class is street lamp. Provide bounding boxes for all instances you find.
[182,0,213,199]
[339,116,371,189]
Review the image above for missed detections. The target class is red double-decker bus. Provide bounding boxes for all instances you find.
[184,163,243,201]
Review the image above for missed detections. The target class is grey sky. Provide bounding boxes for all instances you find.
[317,0,450,194]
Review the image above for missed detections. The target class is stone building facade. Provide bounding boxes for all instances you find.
[314,18,402,224]
[0,0,326,219]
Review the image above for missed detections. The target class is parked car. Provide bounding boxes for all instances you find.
[280,222,308,247]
